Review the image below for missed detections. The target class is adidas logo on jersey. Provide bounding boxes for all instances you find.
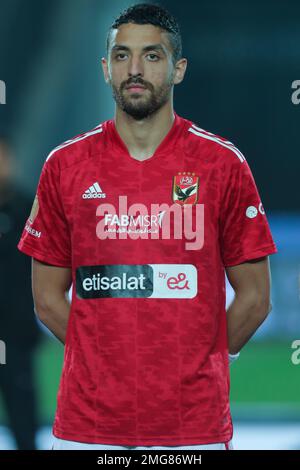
[82,182,106,199]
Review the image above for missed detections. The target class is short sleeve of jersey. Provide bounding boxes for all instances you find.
[17,155,71,267]
[219,153,277,267]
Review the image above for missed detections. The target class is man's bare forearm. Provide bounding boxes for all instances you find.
[226,293,271,355]
[35,294,71,344]
[32,259,72,344]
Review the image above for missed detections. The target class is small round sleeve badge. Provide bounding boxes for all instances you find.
[246,205,258,218]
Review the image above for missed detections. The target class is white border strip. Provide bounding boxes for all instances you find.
[46,125,103,161]
[189,125,245,162]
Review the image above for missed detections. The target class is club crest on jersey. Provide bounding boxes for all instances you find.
[172,172,199,205]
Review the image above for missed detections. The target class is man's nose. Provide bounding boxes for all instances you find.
[128,56,144,77]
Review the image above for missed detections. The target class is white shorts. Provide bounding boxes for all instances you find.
[52,436,233,450]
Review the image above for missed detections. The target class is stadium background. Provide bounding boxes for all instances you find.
[0,0,299,449]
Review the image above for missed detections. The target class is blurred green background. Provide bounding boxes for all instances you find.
[1,338,299,425]
[34,339,300,422]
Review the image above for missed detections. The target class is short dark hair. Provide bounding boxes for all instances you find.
[106,3,182,65]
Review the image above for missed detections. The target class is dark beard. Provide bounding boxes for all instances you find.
[112,80,173,121]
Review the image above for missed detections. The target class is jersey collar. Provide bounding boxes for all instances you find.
[105,111,182,163]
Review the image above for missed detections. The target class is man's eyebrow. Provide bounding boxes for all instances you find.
[111,44,166,54]
[143,44,166,54]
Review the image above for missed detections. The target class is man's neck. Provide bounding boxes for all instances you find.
[114,104,175,161]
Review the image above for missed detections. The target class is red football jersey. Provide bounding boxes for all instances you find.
[18,112,277,445]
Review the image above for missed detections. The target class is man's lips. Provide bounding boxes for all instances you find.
[126,84,147,90]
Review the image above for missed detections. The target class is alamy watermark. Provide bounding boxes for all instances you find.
[0,340,6,365]
[291,80,300,105]
[95,196,205,250]
[0,80,6,104]
[291,340,300,365]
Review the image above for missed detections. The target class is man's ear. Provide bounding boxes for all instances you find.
[173,58,188,85]
[101,57,110,85]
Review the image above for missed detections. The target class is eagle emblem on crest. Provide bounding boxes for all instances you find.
[172,173,199,205]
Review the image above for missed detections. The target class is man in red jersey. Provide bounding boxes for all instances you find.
[18,3,277,450]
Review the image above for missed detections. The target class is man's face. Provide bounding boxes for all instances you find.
[103,23,178,120]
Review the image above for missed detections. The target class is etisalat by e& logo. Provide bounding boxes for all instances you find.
[0,80,6,104]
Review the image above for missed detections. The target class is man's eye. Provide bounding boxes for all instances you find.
[116,53,127,60]
[147,54,159,61]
